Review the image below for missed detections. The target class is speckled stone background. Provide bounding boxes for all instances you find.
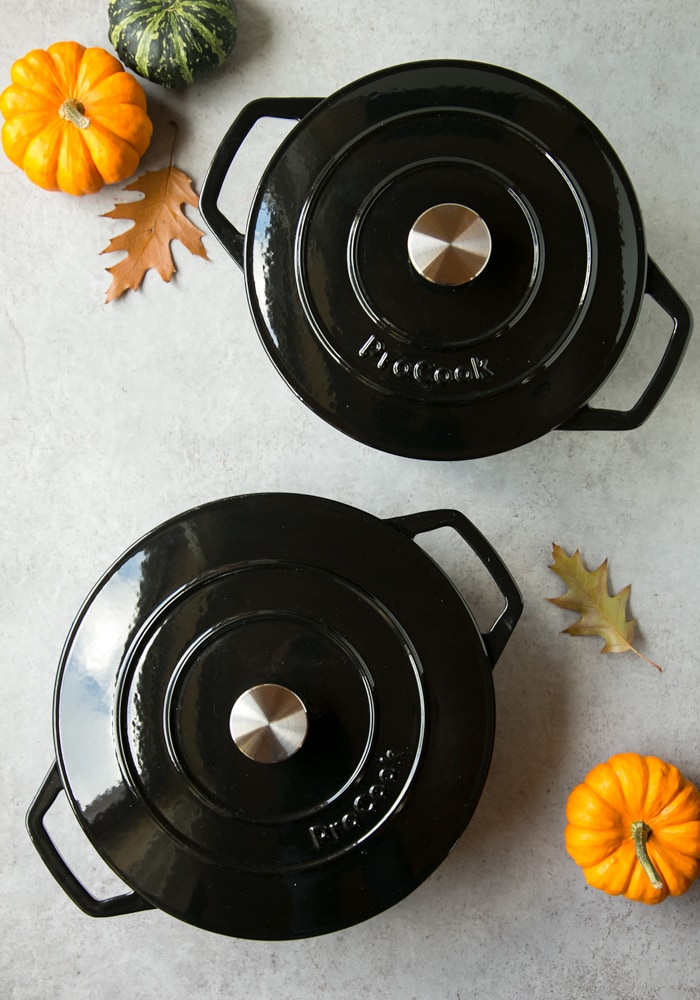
[1,2,699,997]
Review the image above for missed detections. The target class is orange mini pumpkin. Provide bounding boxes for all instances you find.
[0,41,153,196]
[565,752,700,903]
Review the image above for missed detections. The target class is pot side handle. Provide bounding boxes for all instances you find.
[559,258,693,432]
[26,762,154,918]
[199,96,323,269]
[387,509,523,667]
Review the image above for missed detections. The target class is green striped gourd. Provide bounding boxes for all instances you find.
[108,0,238,88]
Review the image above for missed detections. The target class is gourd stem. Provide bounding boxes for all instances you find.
[631,820,664,890]
[59,99,90,130]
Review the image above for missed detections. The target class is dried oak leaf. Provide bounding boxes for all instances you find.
[100,165,208,302]
[548,543,661,672]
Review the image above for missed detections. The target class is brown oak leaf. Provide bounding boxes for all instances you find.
[100,165,209,302]
[548,544,661,672]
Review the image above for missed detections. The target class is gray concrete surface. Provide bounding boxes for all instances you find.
[1,1,699,997]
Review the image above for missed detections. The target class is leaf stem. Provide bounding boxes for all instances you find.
[167,120,178,169]
[628,646,663,673]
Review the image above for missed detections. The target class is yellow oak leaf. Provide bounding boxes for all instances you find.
[100,164,208,302]
[548,544,661,672]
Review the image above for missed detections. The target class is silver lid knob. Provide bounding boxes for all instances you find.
[229,684,308,764]
[407,203,492,286]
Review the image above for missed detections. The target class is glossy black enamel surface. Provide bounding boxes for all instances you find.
[46,494,522,939]
[203,60,655,459]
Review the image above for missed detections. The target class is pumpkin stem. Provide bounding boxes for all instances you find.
[631,820,664,890]
[59,99,90,130]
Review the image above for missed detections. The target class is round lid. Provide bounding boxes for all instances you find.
[243,61,646,459]
[54,494,500,939]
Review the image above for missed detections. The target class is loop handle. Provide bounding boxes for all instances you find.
[26,762,153,918]
[200,97,322,268]
[561,258,692,431]
[388,509,523,666]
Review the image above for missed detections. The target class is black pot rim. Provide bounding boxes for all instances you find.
[233,59,647,458]
[45,493,521,938]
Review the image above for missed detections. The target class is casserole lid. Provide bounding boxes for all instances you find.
[51,494,522,939]
[238,60,646,458]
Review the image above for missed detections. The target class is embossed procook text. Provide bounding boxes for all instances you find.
[359,335,494,386]
[309,749,406,849]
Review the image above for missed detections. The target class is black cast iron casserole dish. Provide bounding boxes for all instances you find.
[27,494,522,939]
[200,60,692,460]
